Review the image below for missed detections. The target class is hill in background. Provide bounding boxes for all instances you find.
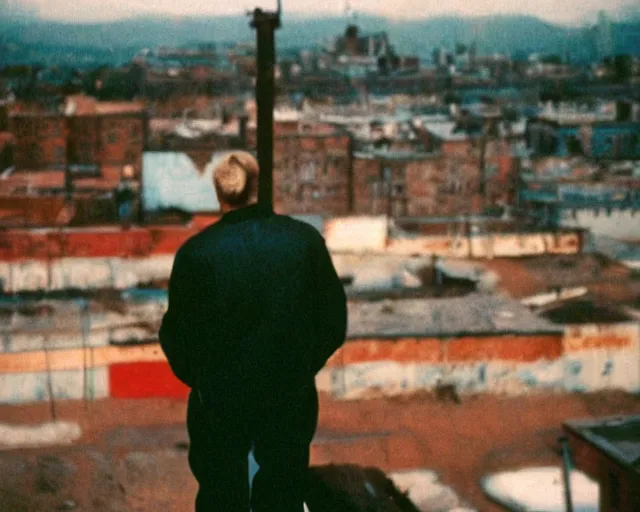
[1,13,639,67]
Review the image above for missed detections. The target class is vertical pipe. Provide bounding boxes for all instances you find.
[43,310,57,421]
[251,9,280,211]
[81,299,89,406]
[559,436,574,512]
[347,134,354,213]
[64,116,73,202]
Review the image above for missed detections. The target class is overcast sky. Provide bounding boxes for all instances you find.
[6,0,640,25]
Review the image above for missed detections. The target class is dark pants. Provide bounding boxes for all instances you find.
[187,383,318,512]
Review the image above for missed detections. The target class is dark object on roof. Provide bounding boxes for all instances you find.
[305,464,421,512]
[540,298,633,324]
[563,415,640,509]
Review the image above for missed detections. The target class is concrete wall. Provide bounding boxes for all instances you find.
[0,256,174,293]
[560,209,640,240]
[324,216,388,253]
[317,326,639,399]
[0,219,583,292]
[0,368,109,404]
[386,231,582,258]
[1,325,637,405]
[563,323,640,393]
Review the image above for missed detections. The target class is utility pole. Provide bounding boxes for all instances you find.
[250,1,281,211]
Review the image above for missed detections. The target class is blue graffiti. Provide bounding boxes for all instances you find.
[519,370,538,387]
[569,361,583,376]
[602,361,614,377]
[478,364,487,384]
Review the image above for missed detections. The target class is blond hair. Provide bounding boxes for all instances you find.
[212,151,259,206]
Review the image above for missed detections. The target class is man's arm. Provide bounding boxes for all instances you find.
[311,235,348,374]
[159,247,195,387]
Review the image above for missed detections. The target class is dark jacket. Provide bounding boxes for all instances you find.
[159,204,347,400]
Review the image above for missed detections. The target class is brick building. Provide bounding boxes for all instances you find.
[273,130,352,215]
[8,96,146,174]
[9,114,67,170]
[352,150,484,217]
[0,132,15,172]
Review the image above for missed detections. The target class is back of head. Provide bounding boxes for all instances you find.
[213,151,259,208]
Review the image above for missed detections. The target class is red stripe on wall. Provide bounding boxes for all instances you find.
[109,361,190,399]
[0,225,205,262]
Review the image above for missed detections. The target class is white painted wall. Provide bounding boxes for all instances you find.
[0,255,174,293]
[561,209,640,239]
[0,368,109,404]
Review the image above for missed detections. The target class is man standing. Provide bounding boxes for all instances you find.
[114,164,137,229]
[159,151,347,512]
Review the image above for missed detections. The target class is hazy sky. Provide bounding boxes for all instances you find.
[6,0,639,25]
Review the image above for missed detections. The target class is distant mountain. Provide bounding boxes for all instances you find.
[1,13,639,67]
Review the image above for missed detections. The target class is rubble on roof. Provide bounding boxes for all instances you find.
[347,294,561,338]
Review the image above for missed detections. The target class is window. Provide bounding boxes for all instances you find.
[28,143,41,163]
[131,122,141,142]
[300,159,317,182]
[51,121,62,137]
[80,143,92,162]
[17,120,34,138]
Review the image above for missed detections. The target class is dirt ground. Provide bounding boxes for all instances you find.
[1,390,639,511]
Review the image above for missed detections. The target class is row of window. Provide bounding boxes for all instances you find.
[277,155,348,180]
[12,120,65,138]
[12,119,142,143]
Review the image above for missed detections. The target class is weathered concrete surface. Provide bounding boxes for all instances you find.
[0,215,583,293]
[322,359,569,400]
[1,391,638,511]
[332,253,430,292]
[325,216,388,253]
[0,368,108,404]
[481,467,599,512]
[0,256,174,293]
[563,323,640,393]
[387,232,581,258]
[2,322,637,404]
[561,209,640,240]
[0,422,81,450]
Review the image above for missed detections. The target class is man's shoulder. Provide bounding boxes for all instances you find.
[270,214,326,243]
[175,223,221,259]
[176,213,326,258]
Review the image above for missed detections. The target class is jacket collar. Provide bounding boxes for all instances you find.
[220,203,274,225]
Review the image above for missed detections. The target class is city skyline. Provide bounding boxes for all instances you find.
[4,0,640,25]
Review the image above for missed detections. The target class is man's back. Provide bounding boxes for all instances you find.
[162,204,347,401]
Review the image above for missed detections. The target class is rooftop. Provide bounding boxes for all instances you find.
[421,121,475,142]
[65,95,146,116]
[539,299,635,324]
[347,294,561,338]
[480,254,633,300]
[2,391,638,512]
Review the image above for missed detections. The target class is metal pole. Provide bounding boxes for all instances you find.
[559,436,574,512]
[43,309,57,421]
[250,3,281,211]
